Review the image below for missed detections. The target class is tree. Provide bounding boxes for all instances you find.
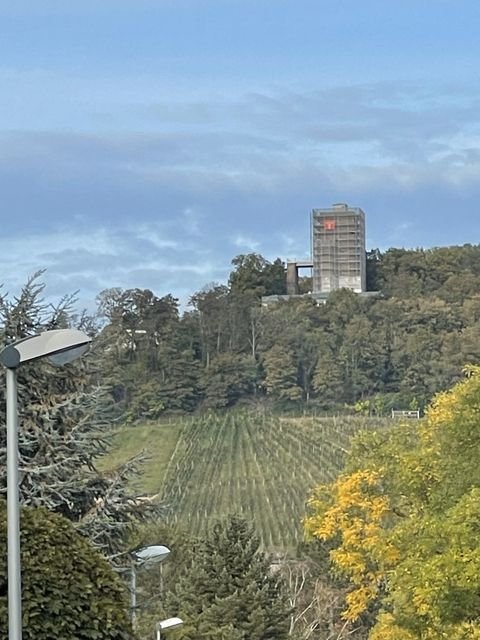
[229,254,286,298]
[229,254,270,297]
[0,503,132,640]
[339,316,382,403]
[278,549,370,639]
[0,276,157,557]
[263,344,302,403]
[262,258,287,296]
[366,248,382,292]
[312,337,344,406]
[202,353,258,408]
[99,287,200,416]
[295,331,319,403]
[163,516,291,639]
[304,367,480,638]
[189,285,230,368]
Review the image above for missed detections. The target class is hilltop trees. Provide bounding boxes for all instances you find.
[97,245,480,418]
[304,366,480,638]
[229,254,286,298]
[367,245,480,298]
[98,287,200,418]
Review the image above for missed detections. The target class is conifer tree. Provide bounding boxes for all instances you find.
[0,275,157,557]
[163,515,290,639]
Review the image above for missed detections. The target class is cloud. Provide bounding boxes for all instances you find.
[232,234,261,252]
[2,81,480,308]
[0,222,227,311]
[181,208,203,236]
[135,223,180,250]
[139,83,480,165]
[2,81,480,187]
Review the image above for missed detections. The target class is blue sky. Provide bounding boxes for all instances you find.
[1,0,480,308]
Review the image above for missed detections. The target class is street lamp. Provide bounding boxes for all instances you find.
[133,544,170,564]
[156,617,184,640]
[130,544,170,630]
[0,329,92,640]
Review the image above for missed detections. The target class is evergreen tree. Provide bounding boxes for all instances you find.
[0,276,157,557]
[163,516,290,639]
[0,502,132,640]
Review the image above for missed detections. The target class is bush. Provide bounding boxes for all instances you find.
[0,502,132,640]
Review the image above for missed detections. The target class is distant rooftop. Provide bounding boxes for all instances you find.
[312,203,364,214]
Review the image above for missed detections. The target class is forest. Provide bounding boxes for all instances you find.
[97,244,480,419]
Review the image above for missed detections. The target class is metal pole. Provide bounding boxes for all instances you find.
[131,564,137,630]
[156,624,161,640]
[6,368,22,640]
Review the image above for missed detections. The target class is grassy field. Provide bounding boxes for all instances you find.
[98,420,182,494]
[100,411,388,549]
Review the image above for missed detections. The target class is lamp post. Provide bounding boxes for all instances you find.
[130,544,170,630]
[0,329,92,640]
[156,617,184,640]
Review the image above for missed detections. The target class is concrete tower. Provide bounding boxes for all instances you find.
[311,203,366,294]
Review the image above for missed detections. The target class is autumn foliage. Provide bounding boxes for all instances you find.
[304,366,480,638]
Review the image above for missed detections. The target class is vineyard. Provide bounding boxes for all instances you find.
[102,412,388,549]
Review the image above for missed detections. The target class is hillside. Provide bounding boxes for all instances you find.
[100,412,389,549]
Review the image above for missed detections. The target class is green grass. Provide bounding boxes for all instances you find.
[99,412,389,549]
[98,420,182,494]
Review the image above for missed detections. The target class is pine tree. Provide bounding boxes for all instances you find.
[0,275,158,558]
[163,516,290,639]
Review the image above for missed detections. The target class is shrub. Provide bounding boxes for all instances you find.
[0,502,132,640]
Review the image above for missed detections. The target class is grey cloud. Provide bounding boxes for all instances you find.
[3,80,480,197]
[249,86,480,160]
[142,83,480,163]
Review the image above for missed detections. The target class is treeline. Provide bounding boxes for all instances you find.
[97,245,480,419]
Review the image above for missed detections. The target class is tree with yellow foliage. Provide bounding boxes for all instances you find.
[305,366,480,638]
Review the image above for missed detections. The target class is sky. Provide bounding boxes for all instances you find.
[1,0,480,310]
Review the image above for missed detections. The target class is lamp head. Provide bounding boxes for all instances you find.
[0,329,92,369]
[157,617,183,632]
[133,544,170,565]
